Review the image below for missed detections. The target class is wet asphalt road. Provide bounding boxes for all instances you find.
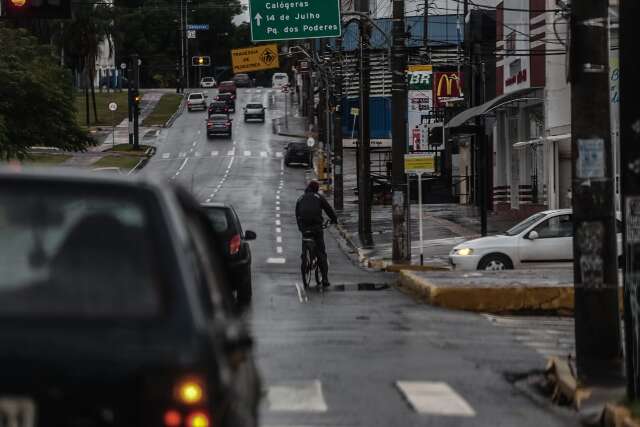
[144,88,579,427]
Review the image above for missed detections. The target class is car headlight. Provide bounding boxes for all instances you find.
[455,247,474,256]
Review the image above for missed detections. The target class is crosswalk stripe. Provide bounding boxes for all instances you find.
[267,380,327,413]
[194,151,201,157]
[244,150,251,156]
[275,152,283,158]
[211,151,218,156]
[162,153,170,159]
[260,151,268,157]
[227,150,235,156]
[396,381,475,416]
[178,152,186,158]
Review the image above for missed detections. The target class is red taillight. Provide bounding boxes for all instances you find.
[215,96,220,100]
[186,411,210,427]
[229,234,241,255]
[207,122,213,128]
[163,410,182,427]
[226,121,232,127]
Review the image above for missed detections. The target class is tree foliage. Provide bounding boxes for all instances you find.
[0,25,93,159]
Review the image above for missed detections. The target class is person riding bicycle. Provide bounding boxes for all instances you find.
[296,180,338,288]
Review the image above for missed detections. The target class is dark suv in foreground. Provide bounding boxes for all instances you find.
[0,169,260,427]
[284,141,313,167]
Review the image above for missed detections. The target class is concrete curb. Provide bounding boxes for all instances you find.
[384,264,450,273]
[164,94,186,128]
[397,270,575,313]
[128,146,156,175]
[602,404,640,427]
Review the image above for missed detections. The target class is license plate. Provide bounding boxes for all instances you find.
[0,398,36,427]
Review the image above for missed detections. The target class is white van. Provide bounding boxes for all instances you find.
[272,73,289,89]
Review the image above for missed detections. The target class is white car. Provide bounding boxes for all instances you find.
[272,72,289,89]
[200,76,217,88]
[449,209,621,271]
[187,92,207,112]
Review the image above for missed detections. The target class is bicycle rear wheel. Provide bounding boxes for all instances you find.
[301,248,312,289]
[314,262,322,287]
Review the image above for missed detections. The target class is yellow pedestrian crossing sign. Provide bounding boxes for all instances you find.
[231,44,280,73]
[404,154,435,174]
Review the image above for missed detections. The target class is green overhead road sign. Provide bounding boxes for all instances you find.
[248,0,341,42]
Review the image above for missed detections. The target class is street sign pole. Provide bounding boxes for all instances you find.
[417,171,423,265]
[404,153,435,266]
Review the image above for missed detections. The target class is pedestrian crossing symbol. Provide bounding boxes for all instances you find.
[232,43,280,73]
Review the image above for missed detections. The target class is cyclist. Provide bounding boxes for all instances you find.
[295,180,338,288]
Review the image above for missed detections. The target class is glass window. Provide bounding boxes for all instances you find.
[0,187,162,317]
[532,214,573,238]
[505,212,546,236]
[205,208,229,233]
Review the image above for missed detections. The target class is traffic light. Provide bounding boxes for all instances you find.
[131,89,141,107]
[191,56,211,67]
[1,0,70,19]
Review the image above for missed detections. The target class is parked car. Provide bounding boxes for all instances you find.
[207,114,233,138]
[449,209,622,271]
[202,203,256,308]
[243,103,265,123]
[218,81,237,96]
[0,168,261,427]
[187,92,207,111]
[272,72,289,89]
[200,76,217,88]
[232,73,252,88]
[284,141,312,167]
[216,93,236,113]
[208,100,229,116]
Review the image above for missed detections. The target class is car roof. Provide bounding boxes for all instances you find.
[0,166,164,188]
[202,202,232,209]
[246,103,263,106]
[220,81,234,85]
[188,92,203,97]
[209,114,228,120]
[539,209,572,215]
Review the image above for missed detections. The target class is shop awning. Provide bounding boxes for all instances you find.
[512,133,571,150]
[446,87,544,129]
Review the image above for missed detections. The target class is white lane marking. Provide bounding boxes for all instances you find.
[195,151,201,157]
[276,152,283,158]
[396,382,476,416]
[266,257,286,264]
[260,151,268,157]
[233,140,237,145]
[277,236,282,243]
[276,201,280,205]
[211,151,219,156]
[175,172,180,176]
[276,246,283,254]
[276,206,280,211]
[276,227,281,233]
[205,198,211,203]
[276,195,280,200]
[267,380,327,412]
[227,156,235,169]
[197,130,201,135]
[178,158,189,171]
[179,152,186,158]
[275,220,281,226]
[293,282,306,303]
[276,213,280,218]
[189,148,194,153]
[162,153,170,159]
[227,149,235,156]
[192,141,197,147]
[244,150,251,157]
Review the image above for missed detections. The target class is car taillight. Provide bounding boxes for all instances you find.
[226,121,232,127]
[186,411,210,427]
[207,122,213,128]
[163,410,182,427]
[229,234,241,255]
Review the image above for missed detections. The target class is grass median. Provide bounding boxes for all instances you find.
[142,94,183,126]
[22,153,72,165]
[75,91,132,128]
[92,155,143,171]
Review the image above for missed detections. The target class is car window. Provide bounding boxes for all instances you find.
[532,214,573,238]
[246,104,262,109]
[205,208,229,233]
[505,212,547,236]
[0,186,163,317]
[210,114,228,121]
[189,94,203,100]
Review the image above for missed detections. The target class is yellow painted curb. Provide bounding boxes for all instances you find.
[397,270,574,313]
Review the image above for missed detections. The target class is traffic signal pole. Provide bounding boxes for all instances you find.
[391,0,409,262]
[570,0,622,384]
[620,0,640,398]
[132,54,140,150]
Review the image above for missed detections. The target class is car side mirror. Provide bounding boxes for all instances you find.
[528,230,539,240]
[244,230,257,241]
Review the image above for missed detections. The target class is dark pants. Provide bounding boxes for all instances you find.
[302,230,329,284]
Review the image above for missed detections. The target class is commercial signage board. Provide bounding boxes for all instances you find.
[407,65,433,150]
[433,71,464,108]
[248,0,341,42]
[404,153,435,174]
[231,43,280,73]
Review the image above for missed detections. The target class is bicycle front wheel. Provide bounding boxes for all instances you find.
[301,248,312,289]
[314,261,322,287]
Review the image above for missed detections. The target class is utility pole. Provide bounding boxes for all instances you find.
[127,62,133,146]
[392,0,409,262]
[620,0,640,399]
[333,35,344,211]
[423,0,429,60]
[132,54,140,150]
[570,0,622,384]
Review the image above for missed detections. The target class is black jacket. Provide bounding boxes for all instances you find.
[295,191,338,232]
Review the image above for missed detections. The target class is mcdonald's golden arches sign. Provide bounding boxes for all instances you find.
[433,71,464,108]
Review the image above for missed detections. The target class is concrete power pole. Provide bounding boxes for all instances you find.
[570,0,622,384]
[392,0,409,262]
[334,35,344,211]
[620,0,640,398]
[357,0,373,247]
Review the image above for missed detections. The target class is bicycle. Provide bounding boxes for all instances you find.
[300,220,330,289]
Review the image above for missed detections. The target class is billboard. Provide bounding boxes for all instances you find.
[433,71,464,108]
[407,65,433,150]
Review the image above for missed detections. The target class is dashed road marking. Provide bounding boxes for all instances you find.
[277,236,282,243]
[178,152,186,158]
[211,151,219,156]
[244,150,251,157]
[178,158,189,171]
[267,380,326,412]
[276,206,280,211]
[276,227,282,233]
[194,151,201,157]
[276,246,283,254]
[260,151,268,157]
[162,153,170,159]
[293,282,308,304]
[267,257,286,264]
[396,381,476,417]
[276,152,283,158]
[276,220,281,226]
